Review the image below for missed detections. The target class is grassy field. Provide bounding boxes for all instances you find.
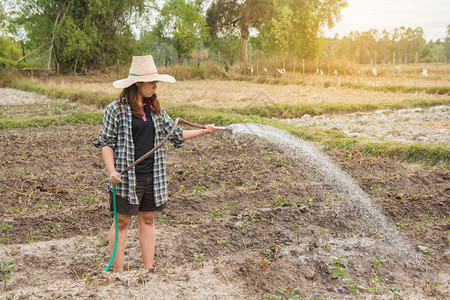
[1,68,449,165]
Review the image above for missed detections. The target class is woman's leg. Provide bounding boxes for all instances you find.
[137,211,157,269]
[109,213,131,272]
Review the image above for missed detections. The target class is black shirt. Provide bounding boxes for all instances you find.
[132,99,155,179]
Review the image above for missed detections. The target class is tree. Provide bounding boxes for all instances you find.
[259,0,348,59]
[156,0,208,64]
[206,0,274,65]
[444,24,450,62]
[211,28,240,71]
[8,0,148,73]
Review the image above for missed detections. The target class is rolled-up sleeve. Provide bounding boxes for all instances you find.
[92,101,120,149]
[161,109,185,148]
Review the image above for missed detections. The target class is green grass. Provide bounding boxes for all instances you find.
[1,76,448,166]
[8,79,114,108]
[0,112,104,129]
[341,82,450,95]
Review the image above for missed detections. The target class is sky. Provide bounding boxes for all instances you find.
[324,0,450,41]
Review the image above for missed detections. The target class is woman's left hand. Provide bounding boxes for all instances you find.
[203,124,216,134]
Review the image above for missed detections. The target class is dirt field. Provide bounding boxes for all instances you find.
[0,89,449,299]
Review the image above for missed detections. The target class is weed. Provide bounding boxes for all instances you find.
[236,222,248,249]
[417,245,442,294]
[76,194,96,206]
[194,253,204,269]
[288,223,303,243]
[93,235,107,249]
[302,194,314,207]
[208,205,228,221]
[445,230,450,244]
[318,227,329,248]
[277,196,289,206]
[370,184,383,196]
[418,211,431,237]
[393,212,410,230]
[342,232,356,239]
[1,261,16,292]
[327,256,348,279]
[441,212,450,225]
[327,256,366,296]
[278,286,301,300]
[370,256,402,299]
[230,201,238,215]
[83,272,94,285]
[282,176,295,185]
[90,257,101,271]
[262,249,274,258]
[217,239,226,257]
[176,215,195,225]
[264,293,281,300]
[0,222,12,245]
[192,184,207,195]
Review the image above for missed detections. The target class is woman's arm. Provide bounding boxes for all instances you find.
[182,124,216,140]
[102,146,122,184]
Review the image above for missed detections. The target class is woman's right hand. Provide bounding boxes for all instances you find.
[110,172,122,185]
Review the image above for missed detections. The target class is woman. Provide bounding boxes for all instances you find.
[93,55,215,272]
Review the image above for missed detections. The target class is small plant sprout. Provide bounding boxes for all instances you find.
[0,222,12,245]
[236,222,248,249]
[230,201,238,215]
[370,184,382,196]
[370,256,402,298]
[278,286,301,300]
[208,205,228,221]
[217,239,226,257]
[194,253,204,269]
[83,272,94,285]
[327,256,348,279]
[192,184,207,195]
[250,212,261,223]
[276,196,288,206]
[418,245,438,291]
[262,248,273,258]
[1,261,16,292]
[318,227,329,248]
[288,223,303,244]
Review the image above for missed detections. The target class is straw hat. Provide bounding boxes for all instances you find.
[113,55,176,89]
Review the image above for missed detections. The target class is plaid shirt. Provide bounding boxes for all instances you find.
[93,97,185,206]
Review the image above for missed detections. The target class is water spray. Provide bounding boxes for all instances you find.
[104,118,231,272]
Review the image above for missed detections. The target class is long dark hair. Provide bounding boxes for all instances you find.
[119,83,161,117]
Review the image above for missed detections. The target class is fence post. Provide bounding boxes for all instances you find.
[435,48,439,86]
[414,51,418,86]
[316,56,319,76]
[293,56,296,75]
[302,59,305,78]
[393,51,395,77]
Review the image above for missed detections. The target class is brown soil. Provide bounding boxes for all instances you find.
[0,124,449,299]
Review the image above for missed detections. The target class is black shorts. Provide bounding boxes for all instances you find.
[109,177,167,216]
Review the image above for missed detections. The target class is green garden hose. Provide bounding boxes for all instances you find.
[104,118,228,272]
[104,184,118,272]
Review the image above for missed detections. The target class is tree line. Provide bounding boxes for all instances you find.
[1,0,449,74]
[323,26,450,65]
